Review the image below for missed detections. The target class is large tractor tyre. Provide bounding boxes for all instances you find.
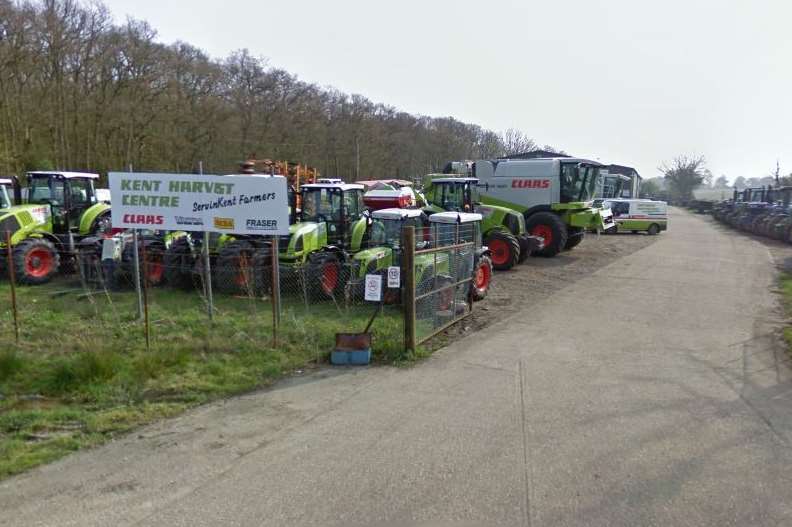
[471,255,493,301]
[564,227,585,250]
[12,238,60,285]
[485,231,520,271]
[307,253,347,300]
[121,238,166,287]
[526,212,568,257]
[647,224,660,236]
[251,246,274,296]
[164,238,196,289]
[215,240,257,295]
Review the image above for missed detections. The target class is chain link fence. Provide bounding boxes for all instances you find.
[409,223,476,345]
[0,231,405,364]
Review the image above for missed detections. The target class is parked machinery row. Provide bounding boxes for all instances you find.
[712,186,792,242]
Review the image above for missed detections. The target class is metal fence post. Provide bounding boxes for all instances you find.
[271,235,281,347]
[5,230,19,344]
[132,229,144,320]
[402,226,416,353]
[203,231,214,321]
[140,238,151,352]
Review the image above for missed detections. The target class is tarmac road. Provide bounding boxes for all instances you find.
[3,207,792,527]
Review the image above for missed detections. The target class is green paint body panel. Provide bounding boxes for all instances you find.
[78,203,111,235]
[281,221,327,264]
[480,194,609,230]
[0,204,55,247]
[351,247,393,278]
[349,217,368,252]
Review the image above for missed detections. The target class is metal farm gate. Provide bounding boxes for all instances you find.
[402,222,476,350]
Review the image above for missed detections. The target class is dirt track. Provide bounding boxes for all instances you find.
[443,230,660,340]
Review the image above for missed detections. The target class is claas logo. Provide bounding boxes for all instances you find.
[512,179,550,189]
[213,217,235,229]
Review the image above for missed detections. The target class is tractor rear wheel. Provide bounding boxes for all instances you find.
[13,238,60,285]
[526,212,568,257]
[164,237,196,289]
[215,240,256,295]
[121,238,166,287]
[307,252,346,299]
[485,231,520,271]
[472,255,493,301]
[564,227,585,250]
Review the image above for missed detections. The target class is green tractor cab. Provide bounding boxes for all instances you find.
[345,207,430,302]
[298,182,372,299]
[0,171,112,284]
[422,176,543,270]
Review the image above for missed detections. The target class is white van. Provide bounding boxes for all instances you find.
[602,199,668,235]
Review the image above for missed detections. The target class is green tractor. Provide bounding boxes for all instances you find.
[422,176,543,270]
[0,171,112,284]
[346,208,492,303]
[296,182,374,299]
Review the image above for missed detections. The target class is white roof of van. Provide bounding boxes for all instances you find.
[0,178,12,185]
[371,208,424,220]
[429,211,482,224]
[28,171,100,179]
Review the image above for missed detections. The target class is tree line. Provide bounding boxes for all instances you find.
[0,0,556,182]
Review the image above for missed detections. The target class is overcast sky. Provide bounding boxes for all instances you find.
[103,0,791,182]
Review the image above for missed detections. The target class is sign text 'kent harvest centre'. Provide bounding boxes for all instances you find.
[109,172,290,235]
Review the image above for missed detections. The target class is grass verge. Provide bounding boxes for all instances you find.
[780,273,792,351]
[0,278,405,479]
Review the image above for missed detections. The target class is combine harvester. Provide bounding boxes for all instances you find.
[443,157,614,257]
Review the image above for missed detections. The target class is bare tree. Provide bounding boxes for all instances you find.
[658,155,707,201]
[501,128,536,156]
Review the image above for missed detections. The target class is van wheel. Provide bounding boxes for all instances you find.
[647,224,660,235]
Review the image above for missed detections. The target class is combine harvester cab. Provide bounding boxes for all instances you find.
[1,171,112,284]
[422,176,543,270]
[470,158,615,257]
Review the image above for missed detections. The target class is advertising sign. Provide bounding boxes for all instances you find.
[109,172,290,235]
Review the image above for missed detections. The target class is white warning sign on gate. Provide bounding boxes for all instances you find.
[364,274,382,302]
[387,266,400,288]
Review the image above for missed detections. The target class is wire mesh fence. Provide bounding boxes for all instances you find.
[0,234,406,364]
[412,223,476,344]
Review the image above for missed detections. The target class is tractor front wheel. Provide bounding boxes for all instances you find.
[13,238,60,285]
[307,253,346,300]
[647,224,660,236]
[485,231,520,270]
[526,212,568,257]
[472,255,493,301]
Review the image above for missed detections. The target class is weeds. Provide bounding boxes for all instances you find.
[0,279,405,479]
